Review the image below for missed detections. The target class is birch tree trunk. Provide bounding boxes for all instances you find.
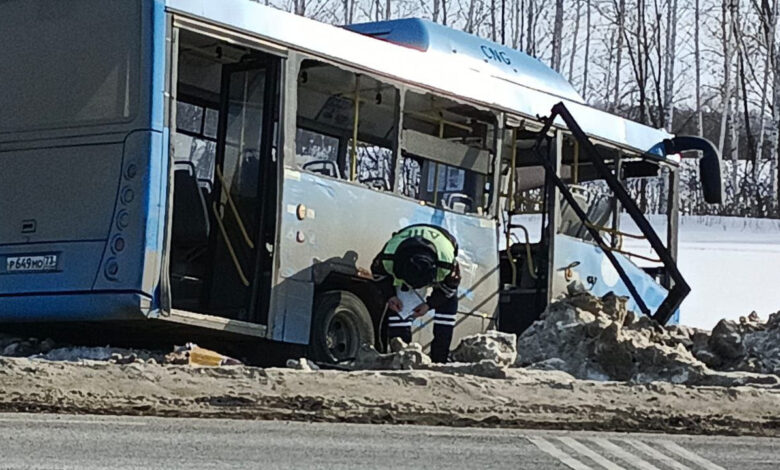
[612,0,625,112]
[769,2,780,208]
[552,0,564,71]
[568,0,582,82]
[433,0,440,23]
[731,55,741,199]
[753,0,775,185]
[466,0,476,33]
[514,0,522,49]
[491,0,497,41]
[526,0,535,55]
[718,0,736,156]
[695,0,703,136]
[663,0,678,132]
[582,0,591,98]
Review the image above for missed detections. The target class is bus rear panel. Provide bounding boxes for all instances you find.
[0,0,165,321]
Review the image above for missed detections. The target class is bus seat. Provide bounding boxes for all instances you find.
[172,165,210,246]
[558,186,590,237]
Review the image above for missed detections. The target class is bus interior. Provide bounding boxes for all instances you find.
[169,30,280,324]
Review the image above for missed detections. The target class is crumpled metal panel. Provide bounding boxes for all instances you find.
[270,168,500,345]
[551,235,679,324]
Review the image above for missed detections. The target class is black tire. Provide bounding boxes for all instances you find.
[310,290,375,364]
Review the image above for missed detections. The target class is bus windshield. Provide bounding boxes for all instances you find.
[0,0,141,133]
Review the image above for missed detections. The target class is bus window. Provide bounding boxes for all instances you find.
[173,100,218,186]
[296,60,398,190]
[400,91,495,215]
[0,0,141,132]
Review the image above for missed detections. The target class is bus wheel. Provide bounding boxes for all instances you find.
[310,290,375,364]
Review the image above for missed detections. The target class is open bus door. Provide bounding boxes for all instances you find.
[165,29,280,328]
[499,102,722,333]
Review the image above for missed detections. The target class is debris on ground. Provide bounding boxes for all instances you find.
[164,343,242,367]
[450,330,517,367]
[349,338,432,370]
[515,287,780,386]
[0,334,242,367]
[286,358,321,371]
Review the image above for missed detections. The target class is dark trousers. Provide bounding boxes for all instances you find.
[386,295,457,363]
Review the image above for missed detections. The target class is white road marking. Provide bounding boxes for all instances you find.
[528,437,594,470]
[657,441,726,470]
[590,438,662,470]
[558,436,625,470]
[621,439,693,470]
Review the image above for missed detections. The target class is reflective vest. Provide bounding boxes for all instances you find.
[380,224,458,286]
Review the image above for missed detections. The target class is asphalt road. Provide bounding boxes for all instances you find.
[0,413,777,469]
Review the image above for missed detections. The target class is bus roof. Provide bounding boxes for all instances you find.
[345,18,584,104]
[165,0,673,155]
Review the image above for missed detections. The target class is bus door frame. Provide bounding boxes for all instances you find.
[160,15,287,329]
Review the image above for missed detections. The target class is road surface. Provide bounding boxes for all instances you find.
[0,413,777,469]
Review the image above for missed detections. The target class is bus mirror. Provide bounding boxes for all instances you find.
[663,136,723,204]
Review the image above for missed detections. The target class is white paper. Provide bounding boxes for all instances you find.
[396,286,427,320]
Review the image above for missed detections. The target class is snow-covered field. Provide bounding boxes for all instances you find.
[622,215,780,329]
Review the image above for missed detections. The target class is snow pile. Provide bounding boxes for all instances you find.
[515,287,780,386]
[693,313,780,375]
[351,338,433,371]
[451,330,517,367]
[0,333,166,364]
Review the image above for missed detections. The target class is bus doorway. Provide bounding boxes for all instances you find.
[169,29,279,324]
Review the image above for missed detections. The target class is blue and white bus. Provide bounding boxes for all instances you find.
[0,0,721,362]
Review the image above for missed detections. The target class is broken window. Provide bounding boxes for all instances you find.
[173,99,219,185]
[296,59,398,190]
[399,91,495,215]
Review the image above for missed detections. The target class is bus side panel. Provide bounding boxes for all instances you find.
[550,234,678,323]
[269,168,500,346]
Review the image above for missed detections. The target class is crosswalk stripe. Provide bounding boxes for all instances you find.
[528,437,593,470]
[590,438,662,470]
[657,441,727,470]
[621,439,693,470]
[558,437,625,470]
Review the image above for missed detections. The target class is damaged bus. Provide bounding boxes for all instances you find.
[0,0,721,363]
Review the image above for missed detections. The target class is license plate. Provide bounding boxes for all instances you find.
[6,254,58,273]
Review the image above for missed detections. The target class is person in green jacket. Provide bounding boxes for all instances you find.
[371,224,460,363]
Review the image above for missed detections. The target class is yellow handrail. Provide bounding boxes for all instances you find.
[211,202,250,287]
[215,166,255,249]
[350,75,360,181]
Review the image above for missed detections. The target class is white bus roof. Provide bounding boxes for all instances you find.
[166,0,673,155]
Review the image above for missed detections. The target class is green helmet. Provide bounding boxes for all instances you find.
[380,224,458,288]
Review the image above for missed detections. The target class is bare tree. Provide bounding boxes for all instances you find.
[551,0,564,71]
[581,0,591,98]
[611,0,626,111]
[753,0,776,185]
[718,0,737,156]
[525,0,536,55]
[663,0,679,131]
[568,0,582,82]
[513,0,523,49]
[695,0,703,136]
[769,1,780,207]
